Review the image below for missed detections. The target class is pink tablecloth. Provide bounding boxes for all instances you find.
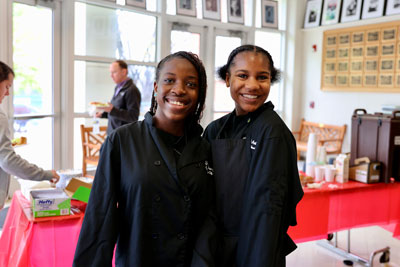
[0,191,84,267]
[289,181,400,243]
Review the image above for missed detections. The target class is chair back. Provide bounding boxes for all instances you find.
[80,124,107,178]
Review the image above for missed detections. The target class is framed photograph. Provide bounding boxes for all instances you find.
[362,0,385,19]
[337,75,348,86]
[381,43,395,56]
[341,0,362,23]
[339,33,350,45]
[367,30,380,42]
[396,74,400,87]
[325,62,336,72]
[366,45,379,57]
[176,0,197,17]
[326,35,337,46]
[351,47,363,57]
[379,74,394,86]
[382,28,396,41]
[397,58,400,70]
[202,0,221,20]
[351,61,363,71]
[262,0,278,28]
[338,48,349,58]
[126,0,146,8]
[380,59,395,71]
[365,59,378,71]
[304,0,323,28]
[338,61,349,72]
[352,32,364,43]
[350,75,362,86]
[326,49,336,58]
[321,0,342,26]
[227,0,244,24]
[385,0,400,15]
[324,75,336,86]
[364,74,378,86]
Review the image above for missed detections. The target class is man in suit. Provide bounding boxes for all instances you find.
[96,60,141,135]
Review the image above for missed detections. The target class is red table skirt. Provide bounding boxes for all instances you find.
[288,181,400,243]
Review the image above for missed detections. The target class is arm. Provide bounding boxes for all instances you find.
[73,136,120,266]
[109,83,141,123]
[0,113,53,181]
[237,132,302,266]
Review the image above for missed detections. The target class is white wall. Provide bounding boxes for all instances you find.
[297,12,400,153]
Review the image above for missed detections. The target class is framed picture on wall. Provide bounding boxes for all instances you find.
[321,0,342,26]
[202,0,221,20]
[340,0,362,22]
[385,0,400,15]
[227,0,244,24]
[261,0,278,28]
[361,0,385,19]
[176,0,197,17]
[126,0,146,8]
[304,0,323,28]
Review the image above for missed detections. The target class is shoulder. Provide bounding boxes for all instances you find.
[254,107,292,139]
[204,114,230,140]
[107,120,145,143]
[126,79,140,93]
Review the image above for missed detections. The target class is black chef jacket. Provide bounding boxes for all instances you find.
[204,102,304,267]
[73,112,214,267]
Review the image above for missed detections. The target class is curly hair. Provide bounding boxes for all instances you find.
[0,61,15,83]
[150,51,207,124]
[217,44,280,84]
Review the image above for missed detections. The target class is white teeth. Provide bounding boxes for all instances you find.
[242,94,258,99]
[169,100,184,106]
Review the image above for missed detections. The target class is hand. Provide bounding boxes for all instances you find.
[102,103,113,113]
[95,111,104,118]
[50,170,60,184]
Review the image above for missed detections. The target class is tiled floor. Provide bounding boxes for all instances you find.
[287,226,400,266]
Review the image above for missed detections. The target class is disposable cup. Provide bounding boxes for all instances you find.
[314,166,325,182]
[325,165,336,182]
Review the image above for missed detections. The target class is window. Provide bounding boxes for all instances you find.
[73,1,157,169]
[12,2,56,169]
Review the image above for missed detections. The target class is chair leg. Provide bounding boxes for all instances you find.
[82,161,87,177]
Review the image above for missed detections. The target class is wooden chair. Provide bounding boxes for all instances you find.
[293,119,347,160]
[80,124,107,178]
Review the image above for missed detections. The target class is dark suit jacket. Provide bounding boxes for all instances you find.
[102,78,141,135]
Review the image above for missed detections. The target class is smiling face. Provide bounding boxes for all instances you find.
[226,51,271,116]
[0,73,14,104]
[153,57,199,135]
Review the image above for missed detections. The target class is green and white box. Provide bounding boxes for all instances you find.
[31,189,71,218]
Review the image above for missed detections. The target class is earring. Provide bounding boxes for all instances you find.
[154,92,157,97]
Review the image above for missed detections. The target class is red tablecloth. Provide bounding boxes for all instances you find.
[289,181,400,243]
[0,191,85,267]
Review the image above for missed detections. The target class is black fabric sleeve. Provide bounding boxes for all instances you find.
[109,84,141,123]
[237,133,298,267]
[73,136,120,266]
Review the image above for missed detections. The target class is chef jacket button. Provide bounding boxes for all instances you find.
[153,195,161,202]
[152,233,159,240]
[177,233,186,240]
[154,160,161,166]
[183,195,190,202]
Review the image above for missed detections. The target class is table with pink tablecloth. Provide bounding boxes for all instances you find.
[0,191,84,267]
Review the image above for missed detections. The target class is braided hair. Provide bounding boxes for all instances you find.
[217,44,280,84]
[150,51,207,124]
[0,61,15,83]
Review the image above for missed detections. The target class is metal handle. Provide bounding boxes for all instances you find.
[353,109,367,115]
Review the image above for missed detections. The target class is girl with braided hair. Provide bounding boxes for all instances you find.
[74,52,214,267]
